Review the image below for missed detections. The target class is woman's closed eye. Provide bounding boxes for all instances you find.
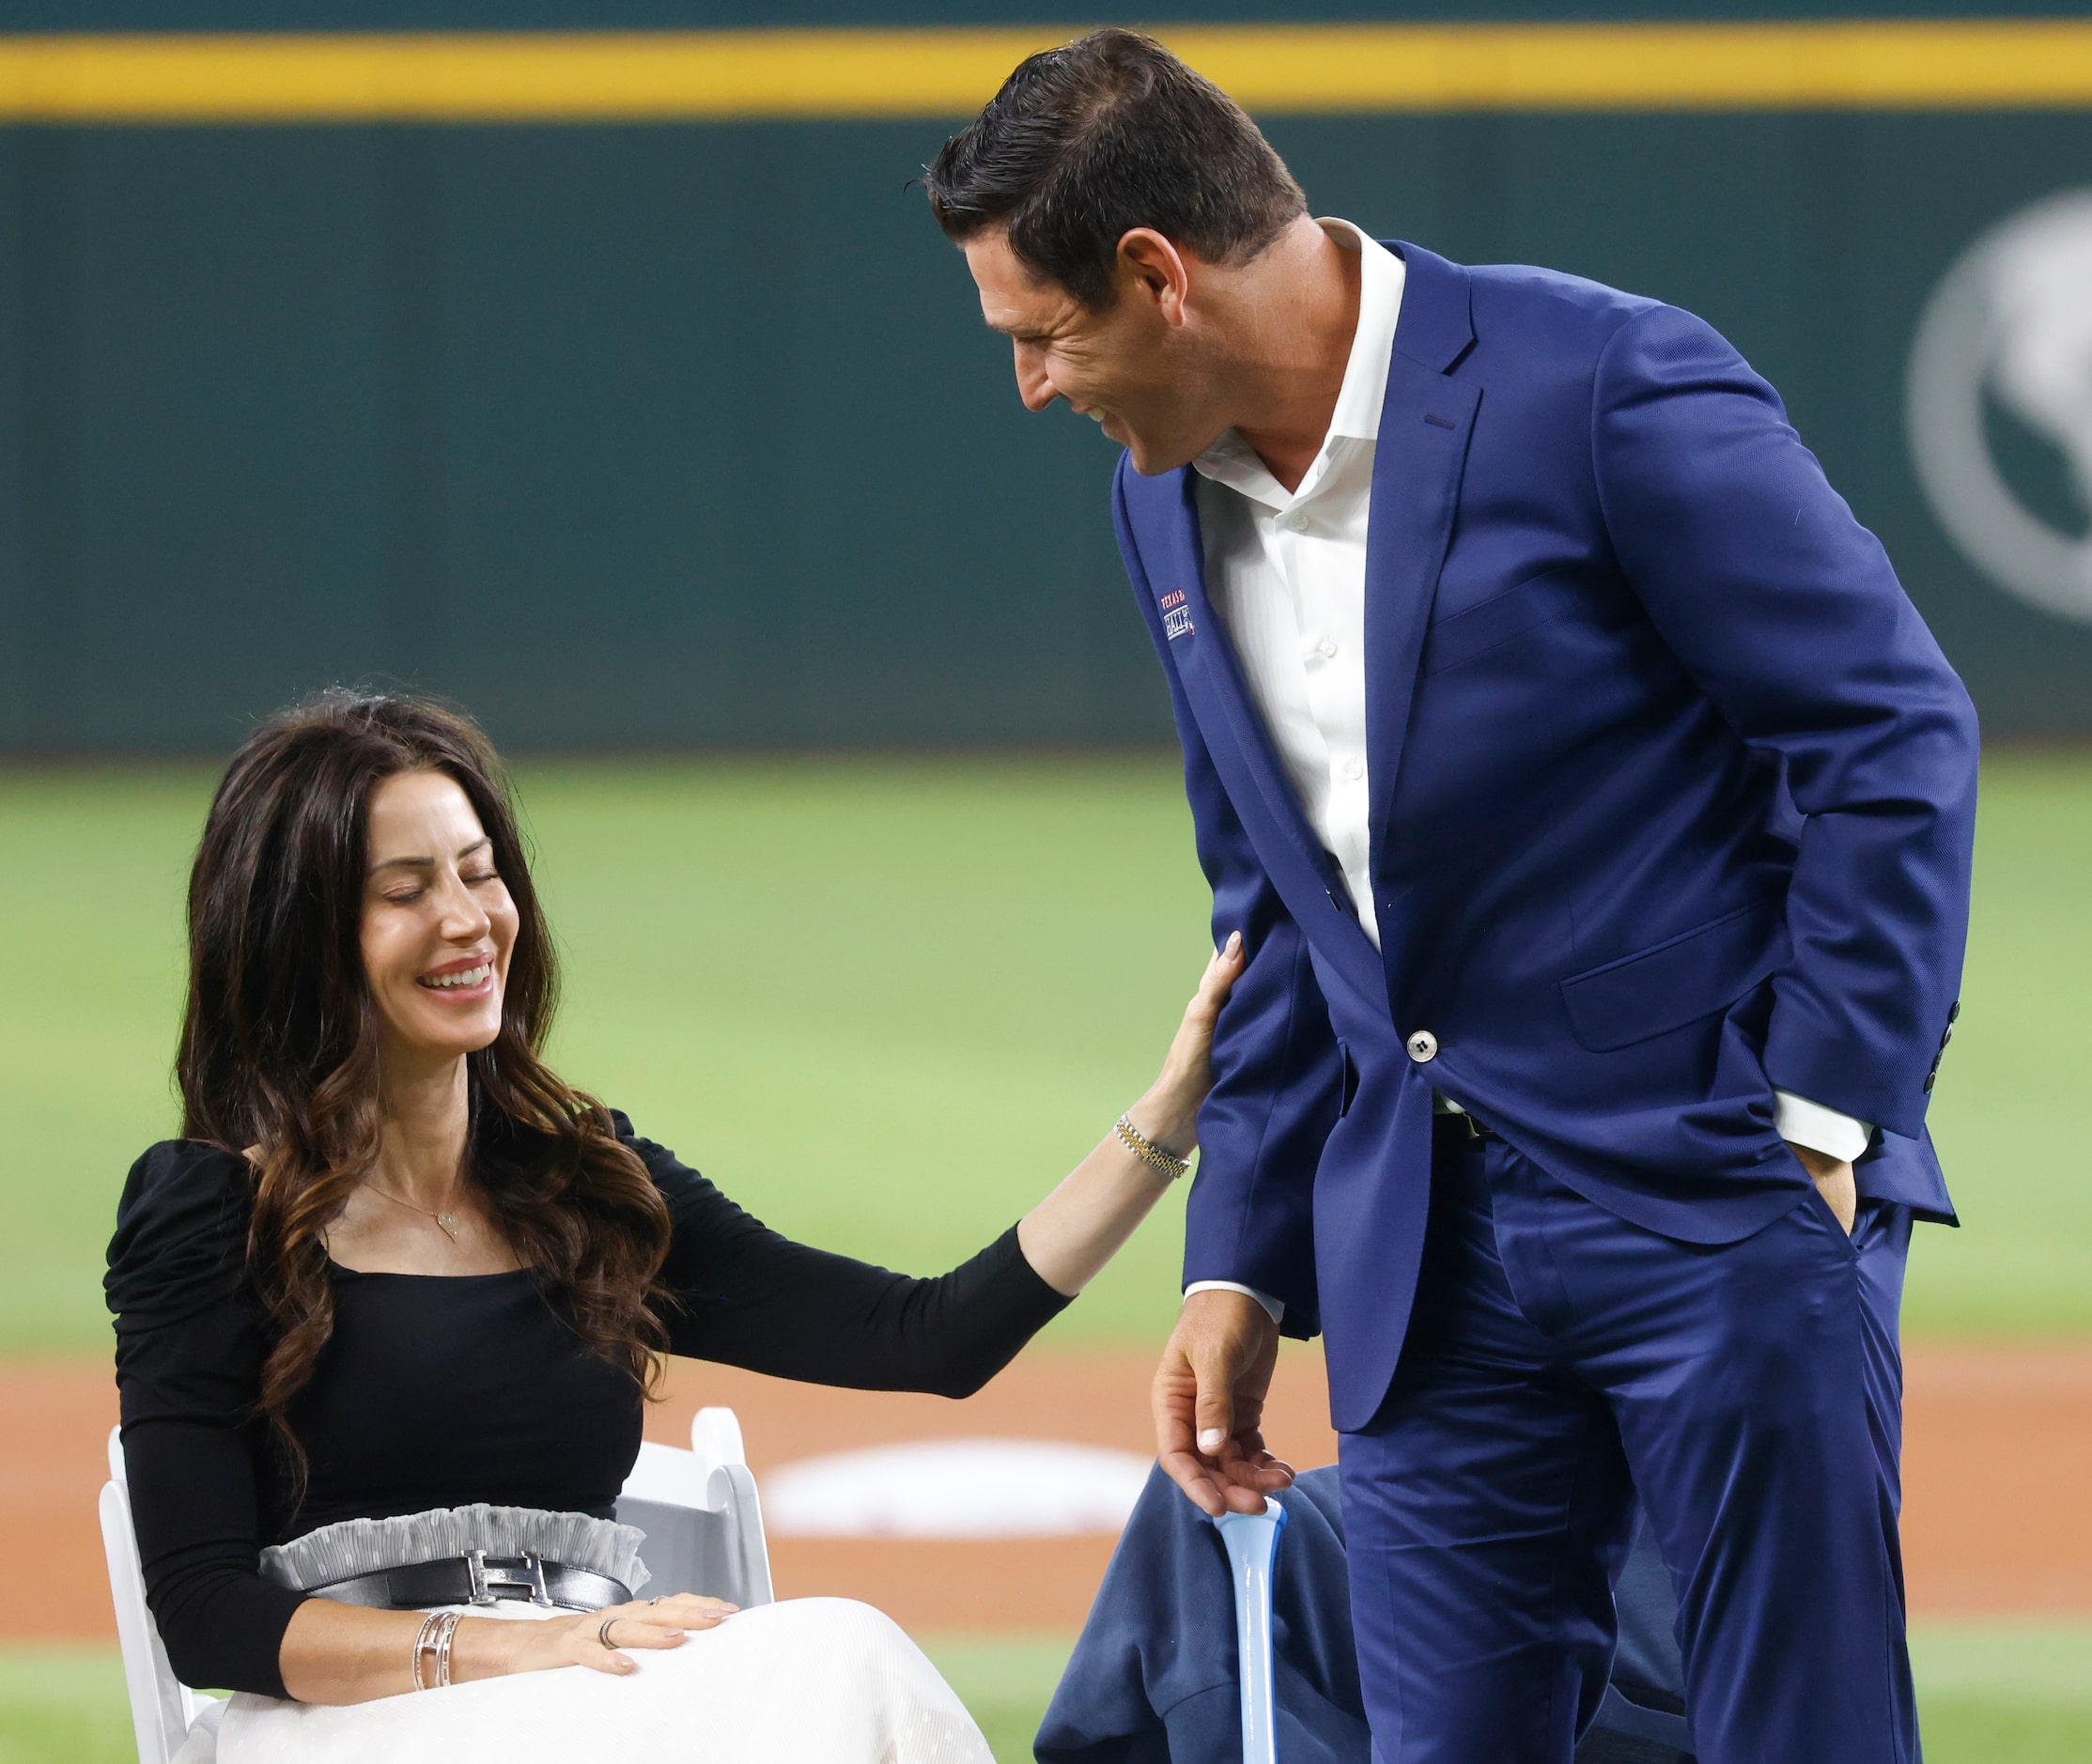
[380,869,496,904]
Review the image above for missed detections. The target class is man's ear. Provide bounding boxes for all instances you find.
[1115,229,1193,325]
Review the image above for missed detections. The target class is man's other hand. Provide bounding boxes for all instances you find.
[1154,1287,1295,1516]
[1788,1141,1857,1235]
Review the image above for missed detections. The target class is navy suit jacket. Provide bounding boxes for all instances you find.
[1116,243,1979,1431]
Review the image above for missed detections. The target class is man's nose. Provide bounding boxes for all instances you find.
[1014,345,1058,413]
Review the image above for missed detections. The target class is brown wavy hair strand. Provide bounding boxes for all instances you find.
[177,690,671,1482]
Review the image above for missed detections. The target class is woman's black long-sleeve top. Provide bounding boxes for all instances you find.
[104,1113,1068,1699]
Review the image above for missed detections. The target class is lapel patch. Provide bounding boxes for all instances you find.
[1159,588,1195,641]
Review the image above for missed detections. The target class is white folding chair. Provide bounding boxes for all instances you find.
[101,1407,774,1762]
[612,1406,776,1610]
[100,1429,222,1764]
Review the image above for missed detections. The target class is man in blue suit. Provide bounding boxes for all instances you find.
[928,30,1976,1764]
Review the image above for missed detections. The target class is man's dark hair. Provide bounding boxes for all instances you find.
[924,28,1308,307]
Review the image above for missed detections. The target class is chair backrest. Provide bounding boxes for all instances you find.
[101,1405,773,1761]
[612,1406,775,1610]
[100,1429,218,1764]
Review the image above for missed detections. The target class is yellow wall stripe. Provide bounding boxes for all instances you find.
[2,22,2091,123]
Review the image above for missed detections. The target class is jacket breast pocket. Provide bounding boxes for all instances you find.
[1558,899,1786,1053]
[1422,567,1581,676]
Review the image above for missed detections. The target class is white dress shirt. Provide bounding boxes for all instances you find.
[1183,221,1867,1323]
[1192,219,1399,952]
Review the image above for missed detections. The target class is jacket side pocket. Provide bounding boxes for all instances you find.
[1558,899,1786,1053]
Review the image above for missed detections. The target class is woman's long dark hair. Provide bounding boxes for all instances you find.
[178,689,671,1475]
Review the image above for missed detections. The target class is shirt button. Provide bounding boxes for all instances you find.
[1344,759,1366,781]
[1317,640,1339,658]
[1406,1029,1439,1063]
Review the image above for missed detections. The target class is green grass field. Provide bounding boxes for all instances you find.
[0,756,1221,1354]
[3,750,2087,1354]
[4,1625,2089,1764]
[3,750,2088,1758]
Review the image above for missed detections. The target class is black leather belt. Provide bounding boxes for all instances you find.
[312,1550,632,1613]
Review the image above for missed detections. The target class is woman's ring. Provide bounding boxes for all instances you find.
[649,1596,664,1605]
[598,1616,621,1650]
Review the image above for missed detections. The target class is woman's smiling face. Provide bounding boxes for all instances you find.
[360,768,519,1067]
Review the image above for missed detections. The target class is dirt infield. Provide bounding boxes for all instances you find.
[10,1342,2088,1640]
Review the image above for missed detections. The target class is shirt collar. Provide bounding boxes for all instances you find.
[1323,219,1405,443]
[1192,219,1407,507]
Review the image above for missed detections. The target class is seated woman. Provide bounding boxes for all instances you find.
[106,689,1243,1764]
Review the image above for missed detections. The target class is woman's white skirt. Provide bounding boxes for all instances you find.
[190,1598,994,1764]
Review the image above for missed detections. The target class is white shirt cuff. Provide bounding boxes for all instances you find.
[1184,1280,1284,1325]
[1774,1091,1873,1164]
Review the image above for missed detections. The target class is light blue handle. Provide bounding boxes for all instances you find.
[1215,1501,1288,1764]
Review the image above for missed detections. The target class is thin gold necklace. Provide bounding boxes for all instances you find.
[364,1182,465,1242]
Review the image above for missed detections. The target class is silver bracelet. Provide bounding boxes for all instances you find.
[411,1611,442,1692]
[1116,1113,1192,1181]
[434,1611,461,1689]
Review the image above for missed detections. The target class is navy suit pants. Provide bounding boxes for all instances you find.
[1340,1125,1916,1763]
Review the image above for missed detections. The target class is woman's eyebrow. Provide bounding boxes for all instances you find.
[367,838,489,876]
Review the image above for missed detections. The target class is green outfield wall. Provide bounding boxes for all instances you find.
[2,8,2090,750]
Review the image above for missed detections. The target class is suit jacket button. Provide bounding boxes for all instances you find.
[1406,1029,1439,1063]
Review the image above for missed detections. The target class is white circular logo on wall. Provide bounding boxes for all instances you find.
[1907,189,2092,626]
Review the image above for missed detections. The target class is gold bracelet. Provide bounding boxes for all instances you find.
[1115,1113,1192,1181]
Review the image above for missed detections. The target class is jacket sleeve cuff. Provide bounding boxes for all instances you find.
[1184,1279,1284,1325]
[1774,1090,1873,1163]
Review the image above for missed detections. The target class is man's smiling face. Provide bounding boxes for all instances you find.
[962,226,1221,476]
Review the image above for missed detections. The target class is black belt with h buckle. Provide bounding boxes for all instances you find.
[312,1550,632,1613]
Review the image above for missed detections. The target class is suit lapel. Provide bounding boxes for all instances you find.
[1364,246,1480,886]
[1126,468,1387,1005]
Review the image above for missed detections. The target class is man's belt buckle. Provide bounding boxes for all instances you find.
[467,1549,552,1607]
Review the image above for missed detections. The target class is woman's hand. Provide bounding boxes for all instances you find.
[1014,933,1247,1301]
[473,1594,738,1681]
[277,1589,738,1703]
[1123,931,1247,1160]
